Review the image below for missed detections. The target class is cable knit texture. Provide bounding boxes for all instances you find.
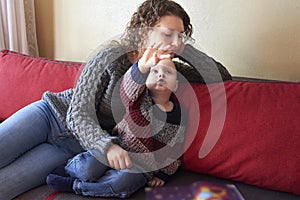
[42,44,231,163]
[178,44,232,83]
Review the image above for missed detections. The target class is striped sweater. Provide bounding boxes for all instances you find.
[113,62,186,181]
[42,44,231,167]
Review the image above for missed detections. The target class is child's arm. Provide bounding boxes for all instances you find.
[120,61,148,105]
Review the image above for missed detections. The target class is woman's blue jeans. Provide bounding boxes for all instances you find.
[65,151,148,198]
[0,100,83,199]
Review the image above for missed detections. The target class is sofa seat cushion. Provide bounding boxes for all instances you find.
[15,170,300,200]
[0,50,83,121]
[177,80,300,195]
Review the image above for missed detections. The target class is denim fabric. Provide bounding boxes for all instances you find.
[65,151,110,181]
[0,100,83,199]
[66,151,148,198]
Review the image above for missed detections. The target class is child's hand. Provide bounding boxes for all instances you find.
[107,144,132,170]
[148,176,165,187]
[138,42,172,73]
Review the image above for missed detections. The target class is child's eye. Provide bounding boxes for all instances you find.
[165,69,174,75]
[151,69,158,73]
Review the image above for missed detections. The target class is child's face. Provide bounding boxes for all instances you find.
[146,59,178,93]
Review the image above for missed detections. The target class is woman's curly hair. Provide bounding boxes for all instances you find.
[121,0,193,57]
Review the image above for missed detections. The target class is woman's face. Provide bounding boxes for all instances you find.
[148,15,185,56]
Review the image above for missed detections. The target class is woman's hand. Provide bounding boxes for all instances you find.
[107,144,132,170]
[148,177,165,187]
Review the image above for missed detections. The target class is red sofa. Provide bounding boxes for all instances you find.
[1,50,299,200]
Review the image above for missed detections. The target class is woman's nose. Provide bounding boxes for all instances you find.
[171,36,180,47]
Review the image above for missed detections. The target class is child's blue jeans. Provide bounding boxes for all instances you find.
[65,151,148,198]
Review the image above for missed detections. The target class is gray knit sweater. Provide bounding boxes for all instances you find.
[42,44,231,161]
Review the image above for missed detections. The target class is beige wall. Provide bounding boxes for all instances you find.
[35,0,54,59]
[35,0,300,81]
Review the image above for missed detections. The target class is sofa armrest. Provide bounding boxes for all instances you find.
[0,50,83,120]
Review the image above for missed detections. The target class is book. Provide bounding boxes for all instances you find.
[145,180,245,200]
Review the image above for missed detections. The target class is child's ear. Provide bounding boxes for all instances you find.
[173,80,179,92]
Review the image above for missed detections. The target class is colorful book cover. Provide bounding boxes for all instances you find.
[145,181,245,200]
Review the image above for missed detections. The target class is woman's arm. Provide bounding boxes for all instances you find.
[177,44,232,83]
[66,45,126,156]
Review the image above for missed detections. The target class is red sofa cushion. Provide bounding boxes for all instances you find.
[177,80,300,195]
[0,50,83,120]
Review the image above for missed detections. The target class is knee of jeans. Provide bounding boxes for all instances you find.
[65,161,92,181]
[65,153,106,181]
[65,166,94,181]
[65,156,86,178]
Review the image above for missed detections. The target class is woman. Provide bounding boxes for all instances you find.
[47,57,186,198]
[0,0,231,199]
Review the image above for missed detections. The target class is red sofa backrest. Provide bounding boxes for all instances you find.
[0,50,83,120]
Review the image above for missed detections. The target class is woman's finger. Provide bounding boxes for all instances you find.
[158,53,172,59]
[118,154,131,169]
[125,156,132,168]
[152,41,163,50]
[108,159,115,169]
[117,158,126,170]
